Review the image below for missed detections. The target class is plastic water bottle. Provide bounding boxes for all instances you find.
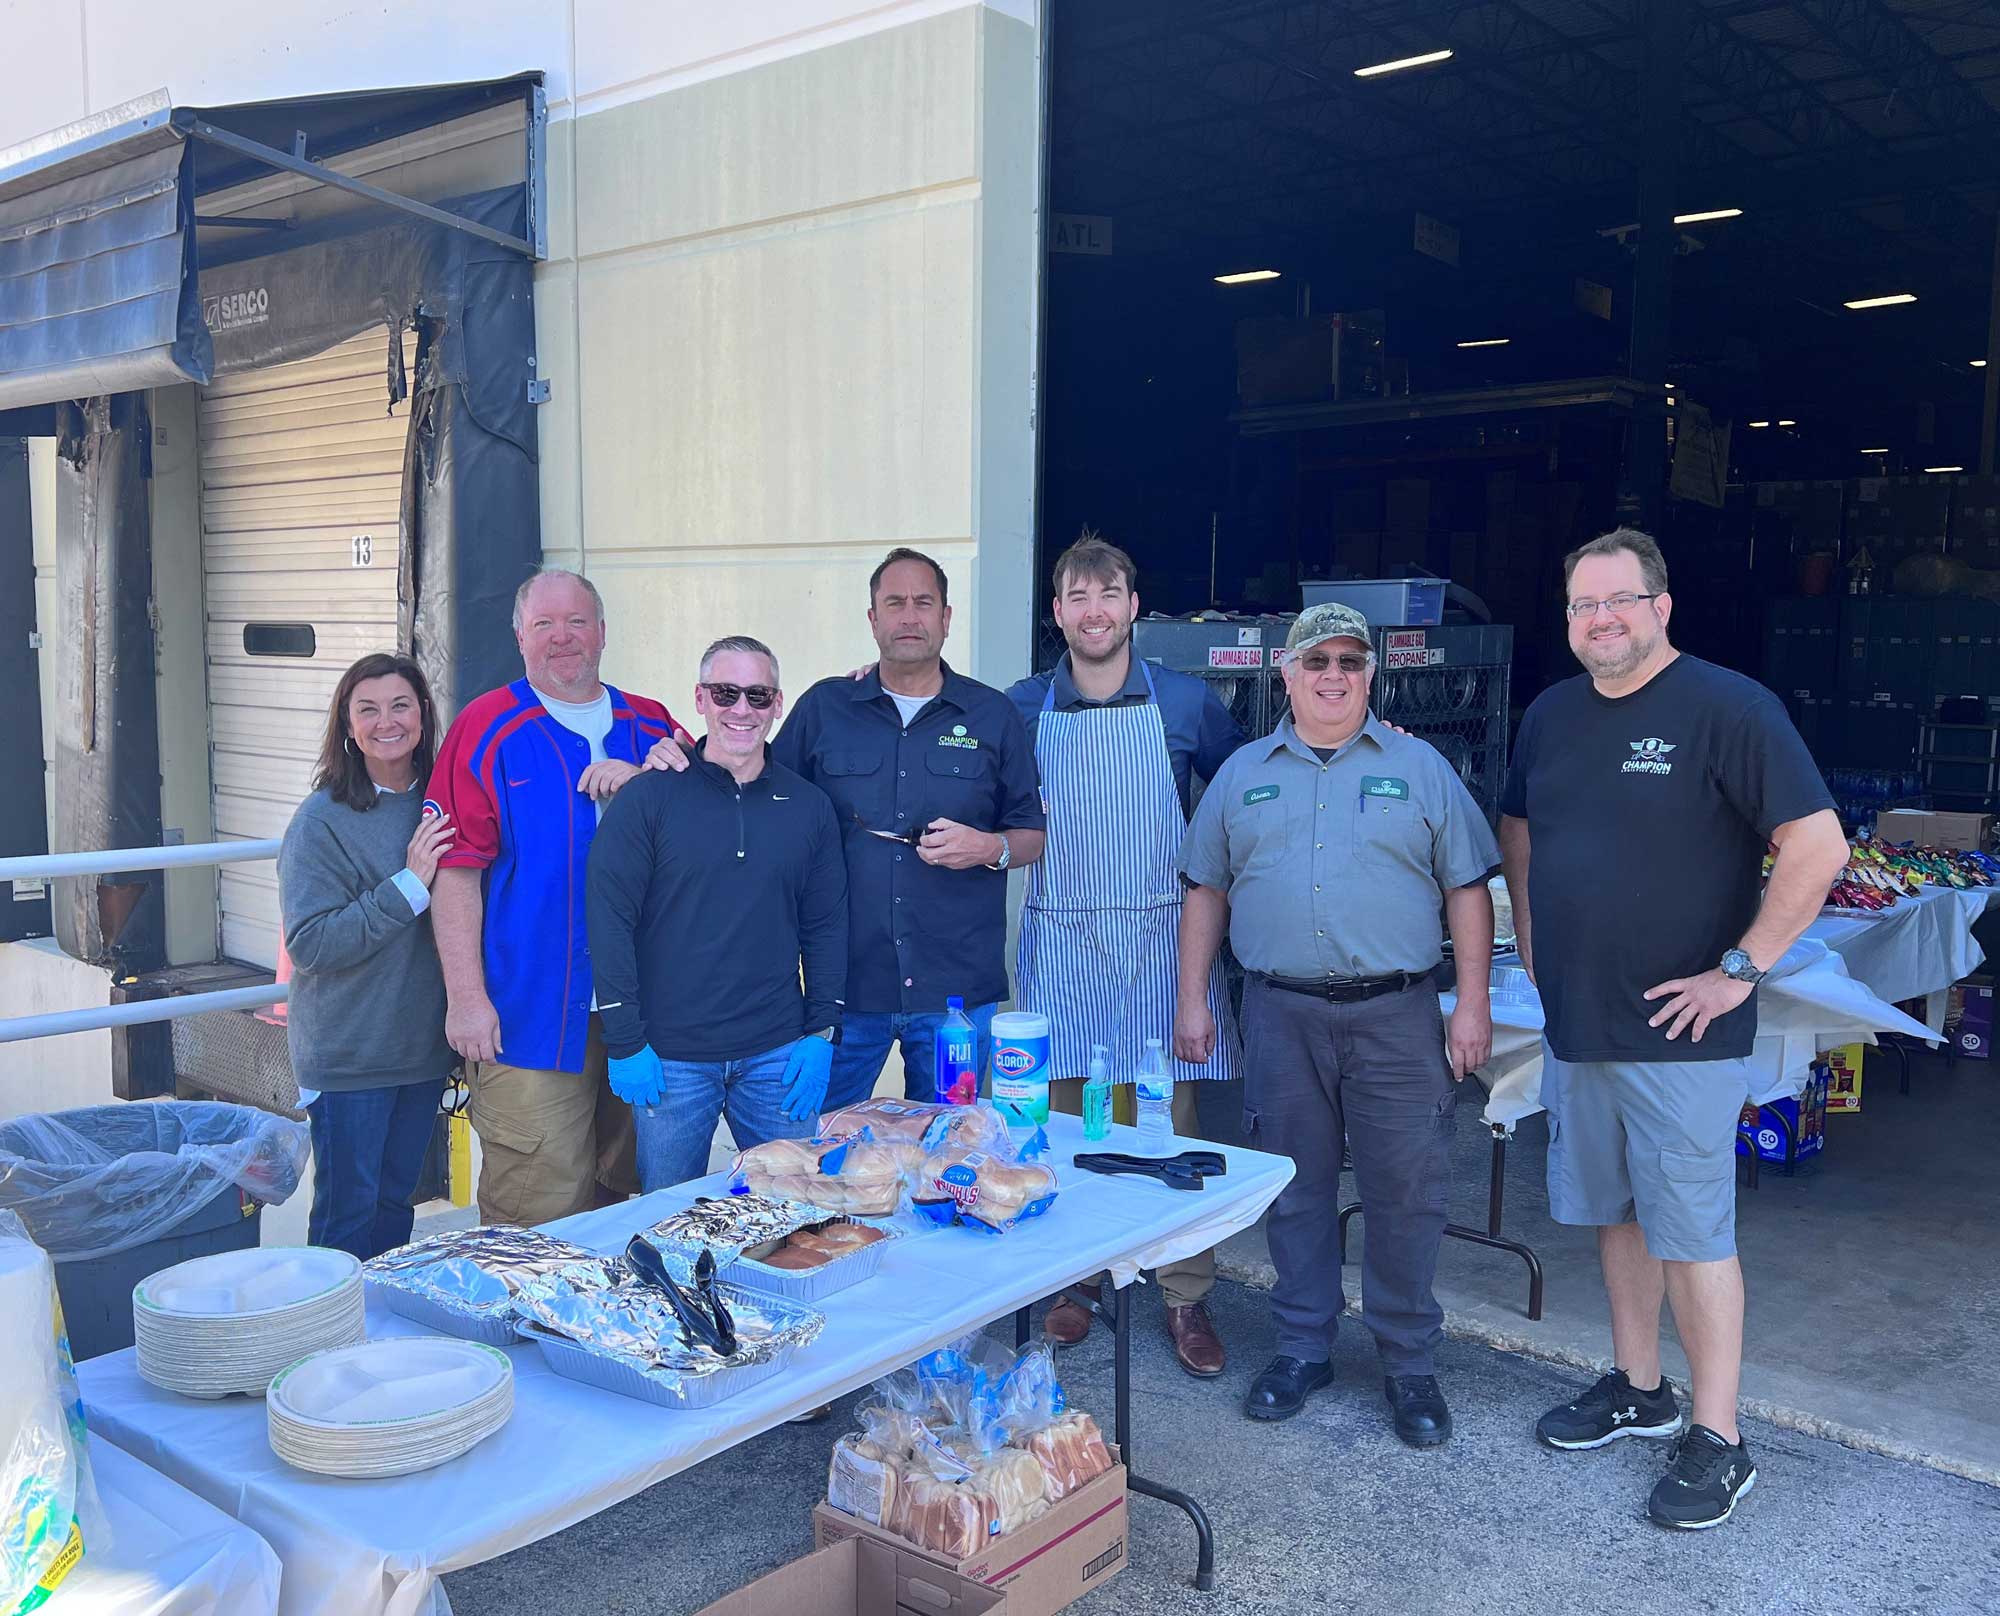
[934,997,979,1106]
[1083,1044,1113,1142]
[1136,1037,1174,1151]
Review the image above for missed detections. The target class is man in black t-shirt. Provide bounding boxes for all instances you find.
[1498,529,1846,1532]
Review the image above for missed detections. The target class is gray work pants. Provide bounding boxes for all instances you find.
[1241,975,1456,1375]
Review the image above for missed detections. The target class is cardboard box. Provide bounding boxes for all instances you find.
[1927,811,1992,852]
[1824,1042,1865,1113]
[1874,808,1933,845]
[814,1462,1127,1616]
[697,1535,1007,1616]
[1956,979,1992,1059]
[1735,1065,1828,1170]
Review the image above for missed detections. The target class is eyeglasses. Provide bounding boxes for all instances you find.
[701,682,778,710]
[1564,592,1660,621]
[1297,651,1372,674]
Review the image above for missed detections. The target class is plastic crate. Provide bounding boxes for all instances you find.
[1300,577,1445,627]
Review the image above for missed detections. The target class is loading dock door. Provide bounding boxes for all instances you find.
[198,328,414,967]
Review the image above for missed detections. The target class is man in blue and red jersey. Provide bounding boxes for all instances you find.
[428,567,690,1225]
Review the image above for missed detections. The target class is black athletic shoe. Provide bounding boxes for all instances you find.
[1647,1424,1757,1530]
[1536,1369,1683,1450]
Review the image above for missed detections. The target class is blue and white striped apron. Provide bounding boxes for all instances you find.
[1015,663,1238,1083]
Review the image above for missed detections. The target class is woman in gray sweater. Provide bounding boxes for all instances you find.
[278,652,456,1260]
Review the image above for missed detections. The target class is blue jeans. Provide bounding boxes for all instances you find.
[825,1003,1000,1110]
[306,1081,445,1262]
[632,1041,816,1193]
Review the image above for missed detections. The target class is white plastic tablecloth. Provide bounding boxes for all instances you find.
[75,1115,1293,1616]
[1467,920,1956,1128]
[47,1435,281,1616]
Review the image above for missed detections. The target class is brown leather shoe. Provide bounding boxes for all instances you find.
[1043,1283,1101,1347]
[1167,1303,1226,1377]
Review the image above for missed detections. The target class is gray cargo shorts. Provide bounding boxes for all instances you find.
[1540,1042,1753,1263]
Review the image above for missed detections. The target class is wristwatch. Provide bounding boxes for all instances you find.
[987,834,1013,872]
[1720,948,1767,985]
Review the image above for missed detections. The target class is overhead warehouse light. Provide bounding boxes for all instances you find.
[1973,360,1989,368]
[1674,208,1743,224]
[1214,269,1281,285]
[1457,337,1510,348]
[1860,447,1890,455]
[1843,293,1917,309]
[1778,419,1797,427]
[1748,420,1771,429]
[1925,465,1965,473]
[1354,49,1453,78]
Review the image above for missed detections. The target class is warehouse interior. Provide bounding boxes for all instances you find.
[1040,0,2000,1472]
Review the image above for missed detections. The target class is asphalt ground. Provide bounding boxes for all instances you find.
[440,1276,2000,1616]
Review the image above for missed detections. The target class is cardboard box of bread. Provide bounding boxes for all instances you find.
[817,1336,1125,1616]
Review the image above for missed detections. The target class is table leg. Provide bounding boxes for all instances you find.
[1014,1305,1031,1350]
[1110,1280,1218,1593]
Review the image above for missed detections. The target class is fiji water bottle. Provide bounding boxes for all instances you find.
[1136,1037,1174,1151]
[934,997,979,1106]
[1083,1044,1113,1142]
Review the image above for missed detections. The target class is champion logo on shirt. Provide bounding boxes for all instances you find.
[1622,737,1677,776]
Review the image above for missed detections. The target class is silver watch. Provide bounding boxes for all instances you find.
[988,835,1012,872]
[1720,948,1766,985]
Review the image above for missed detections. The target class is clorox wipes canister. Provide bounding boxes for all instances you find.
[988,1010,1052,1130]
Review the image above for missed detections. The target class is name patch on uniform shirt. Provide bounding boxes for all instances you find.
[1243,784,1281,805]
[1360,776,1410,801]
[937,729,981,750]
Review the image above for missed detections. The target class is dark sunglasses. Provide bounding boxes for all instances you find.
[1298,651,1371,674]
[701,682,778,710]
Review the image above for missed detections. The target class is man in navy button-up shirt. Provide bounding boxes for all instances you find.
[771,549,1046,1106]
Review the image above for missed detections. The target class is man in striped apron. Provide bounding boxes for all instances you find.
[1006,532,1244,1378]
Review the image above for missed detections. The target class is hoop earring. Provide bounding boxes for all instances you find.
[344,736,359,757]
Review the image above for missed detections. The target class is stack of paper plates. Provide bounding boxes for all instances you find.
[266,1337,514,1477]
[134,1247,365,1398]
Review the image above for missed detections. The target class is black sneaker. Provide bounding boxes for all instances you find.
[1647,1424,1757,1530]
[1536,1369,1683,1450]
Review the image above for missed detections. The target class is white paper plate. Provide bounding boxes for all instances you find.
[268,1338,511,1430]
[136,1247,361,1319]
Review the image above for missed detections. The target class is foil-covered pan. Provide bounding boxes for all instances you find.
[510,1266,824,1409]
[364,1227,616,1345]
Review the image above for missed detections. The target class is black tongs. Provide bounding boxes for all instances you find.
[624,1235,738,1356]
[1073,1150,1228,1191]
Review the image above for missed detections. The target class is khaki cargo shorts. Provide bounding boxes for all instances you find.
[1539,1042,1753,1263]
[467,1014,637,1226]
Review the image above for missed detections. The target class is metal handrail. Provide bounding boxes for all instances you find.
[0,985,287,1046]
[0,838,281,881]
[2,838,288,1044]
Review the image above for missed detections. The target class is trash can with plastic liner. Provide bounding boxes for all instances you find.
[0,1102,309,1360]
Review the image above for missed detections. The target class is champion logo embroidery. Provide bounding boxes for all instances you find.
[1622,737,1677,776]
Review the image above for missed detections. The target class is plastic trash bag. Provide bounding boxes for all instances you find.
[1,1211,105,1611]
[0,1103,308,1263]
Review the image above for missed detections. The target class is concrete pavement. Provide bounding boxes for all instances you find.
[440,1277,2000,1615]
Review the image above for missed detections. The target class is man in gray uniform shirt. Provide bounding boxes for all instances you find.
[1175,603,1499,1446]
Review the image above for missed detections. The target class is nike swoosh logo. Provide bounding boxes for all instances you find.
[508,778,531,787]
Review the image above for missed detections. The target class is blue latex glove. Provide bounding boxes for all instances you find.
[780,1035,835,1121]
[608,1047,666,1108]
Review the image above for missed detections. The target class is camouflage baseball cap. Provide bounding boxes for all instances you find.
[1285,601,1372,655]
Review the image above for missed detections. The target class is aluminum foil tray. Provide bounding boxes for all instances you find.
[721,1217,898,1304]
[516,1323,800,1410]
[366,1281,521,1347]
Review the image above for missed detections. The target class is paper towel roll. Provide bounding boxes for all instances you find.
[0,1214,94,1608]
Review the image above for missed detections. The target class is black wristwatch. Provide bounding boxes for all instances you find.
[1720,948,1766,986]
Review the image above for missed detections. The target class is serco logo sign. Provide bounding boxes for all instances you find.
[203,287,270,331]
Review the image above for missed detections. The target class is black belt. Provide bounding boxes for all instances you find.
[1251,968,1435,1004]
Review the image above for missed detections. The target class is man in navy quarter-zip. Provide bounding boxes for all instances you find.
[586,636,849,1193]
